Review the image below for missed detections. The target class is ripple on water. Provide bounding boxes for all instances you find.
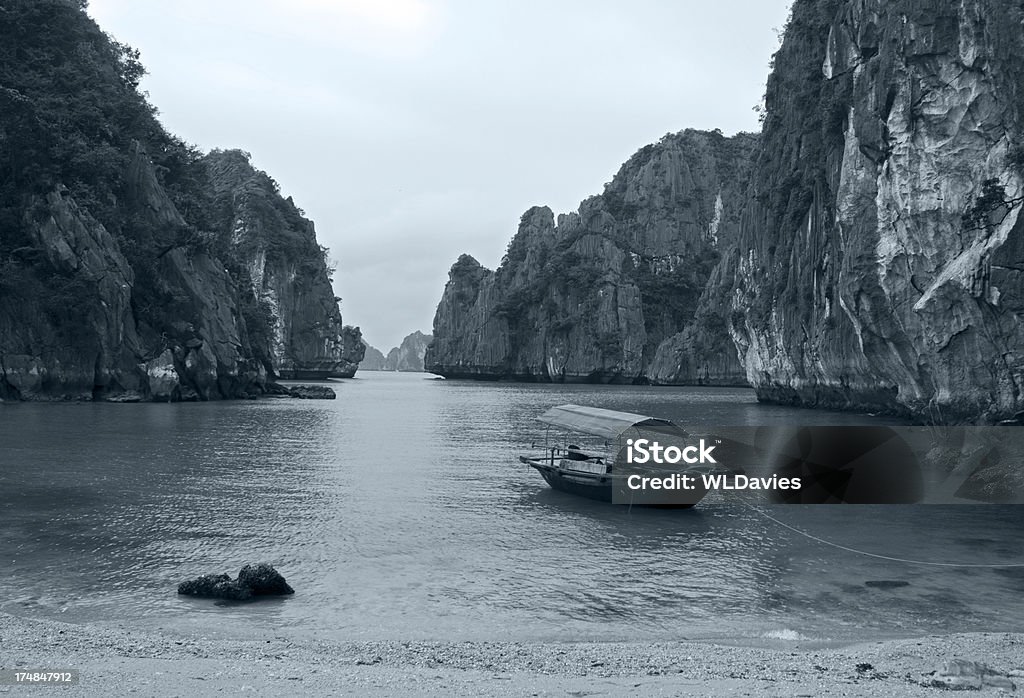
[0,374,1022,641]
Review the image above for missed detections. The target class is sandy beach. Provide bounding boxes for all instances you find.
[1,612,1020,696]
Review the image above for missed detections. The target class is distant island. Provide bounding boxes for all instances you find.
[362,332,433,372]
[360,342,388,371]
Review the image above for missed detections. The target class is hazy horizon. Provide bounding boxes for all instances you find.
[86,0,791,352]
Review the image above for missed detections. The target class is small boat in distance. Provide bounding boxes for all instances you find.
[518,404,716,508]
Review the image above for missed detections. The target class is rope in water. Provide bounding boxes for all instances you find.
[736,496,1024,568]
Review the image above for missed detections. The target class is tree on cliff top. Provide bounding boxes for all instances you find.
[0,0,212,252]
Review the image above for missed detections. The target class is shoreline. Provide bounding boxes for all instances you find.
[0,380,341,405]
[2,612,1020,696]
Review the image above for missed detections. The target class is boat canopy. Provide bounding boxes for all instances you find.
[537,404,677,441]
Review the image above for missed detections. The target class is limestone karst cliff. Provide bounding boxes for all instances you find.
[648,250,747,386]
[723,0,1024,422]
[426,129,757,383]
[205,151,363,379]
[359,341,388,371]
[385,331,433,372]
[0,0,360,401]
[428,0,1024,422]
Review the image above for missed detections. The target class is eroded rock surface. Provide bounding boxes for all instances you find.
[726,0,1024,422]
[426,130,756,383]
[237,563,295,596]
[177,574,253,601]
[205,151,364,380]
[0,3,361,402]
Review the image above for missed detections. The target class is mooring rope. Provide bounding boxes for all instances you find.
[735,495,1024,568]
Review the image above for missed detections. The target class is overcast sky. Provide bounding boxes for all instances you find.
[87,0,791,351]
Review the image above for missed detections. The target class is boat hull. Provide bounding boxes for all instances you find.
[520,457,703,508]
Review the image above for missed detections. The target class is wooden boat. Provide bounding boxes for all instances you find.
[518,404,715,508]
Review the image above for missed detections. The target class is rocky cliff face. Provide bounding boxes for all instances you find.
[0,148,268,401]
[359,341,388,370]
[426,130,756,383]
[205,151,363,379]
[0,1,359,401]
[724,0,1024,422]
[1,185,146,400]
[385,331,432,372]
[426,0,1024,421]
[648,249,748,386]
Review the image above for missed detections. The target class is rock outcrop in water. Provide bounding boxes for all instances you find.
[723,0,1024,422]
[267,383,337,400]
[236,563,295,596]
[178,563,294,601]
[177,574,254,601]
[385,331,432,372]
[426,130,757,383]
[0,1,361,401]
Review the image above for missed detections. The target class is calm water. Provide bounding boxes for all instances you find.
[1,372,1022,644]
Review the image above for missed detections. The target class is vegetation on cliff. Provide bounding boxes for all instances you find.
[0,0,360,400]
[725,0,1024,422]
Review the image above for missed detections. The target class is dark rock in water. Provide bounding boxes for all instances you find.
[177,574,253,601]
[864,580,909,589]
[178,564,293,601]
[265,383,336,399]
[286,385,336,400]
[237,563,295,596]
[105,392,143,403]
[265,383,292,397]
